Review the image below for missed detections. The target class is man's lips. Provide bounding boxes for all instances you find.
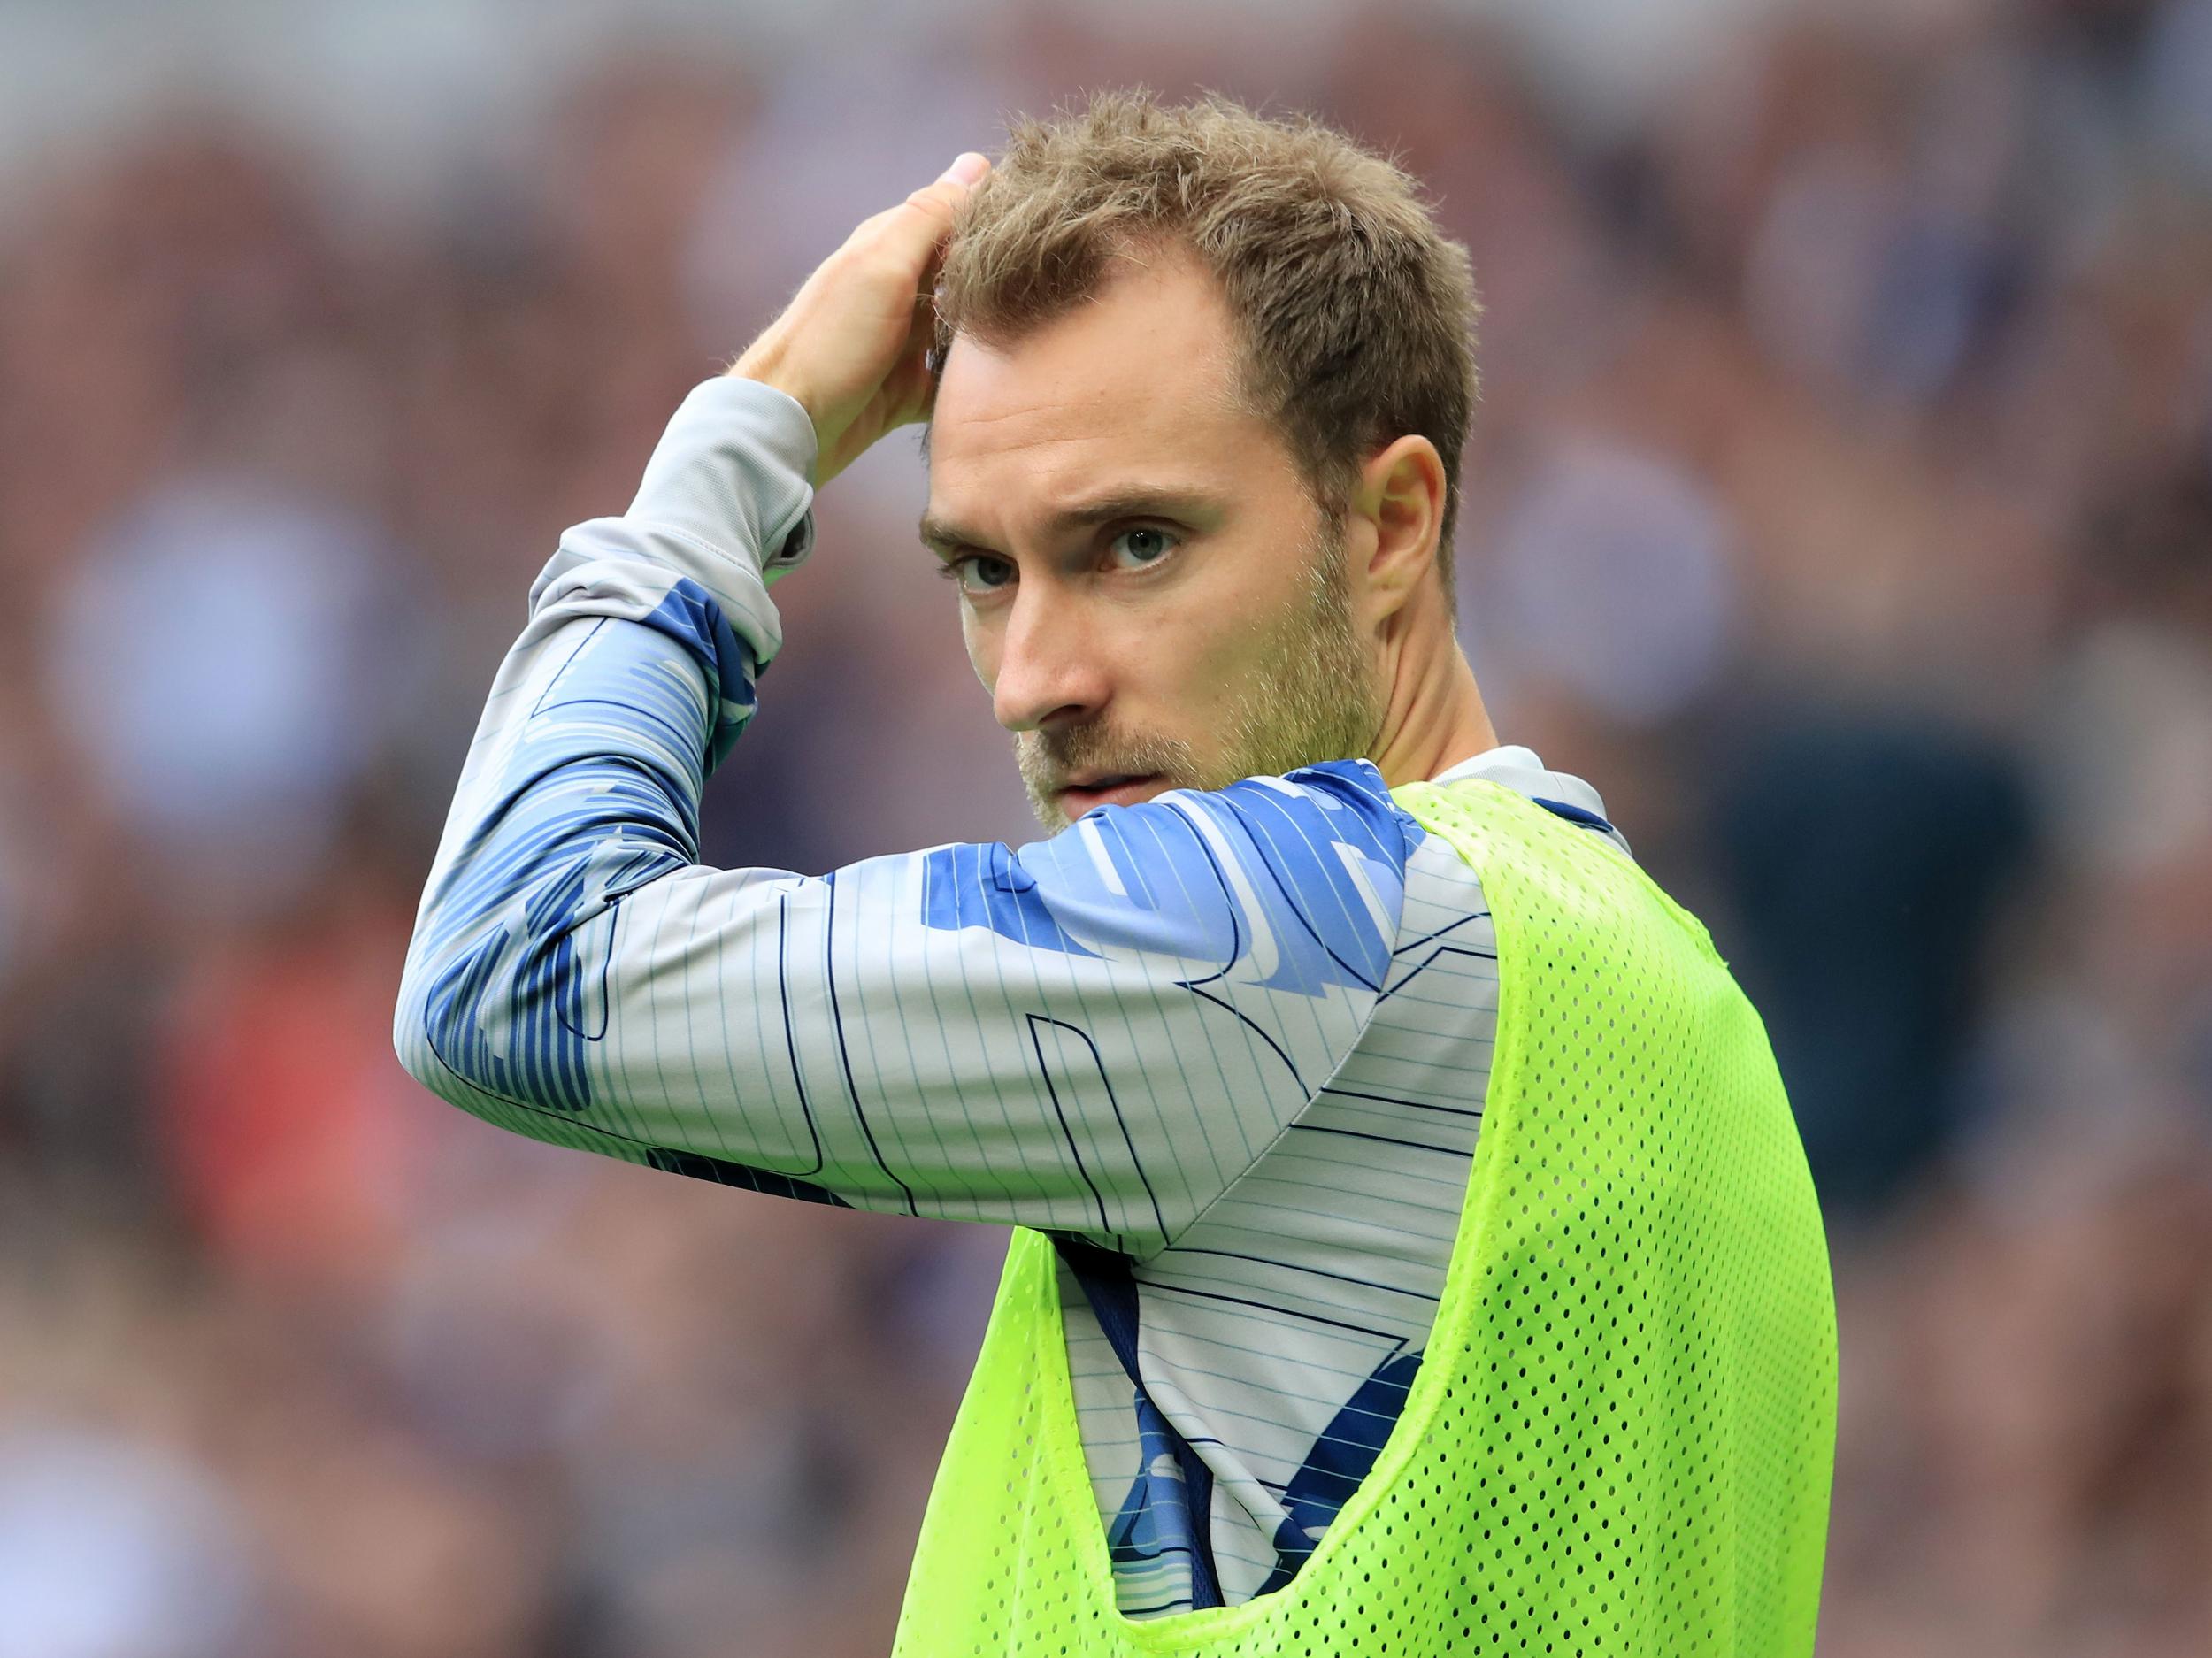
[1056,774,1164,814]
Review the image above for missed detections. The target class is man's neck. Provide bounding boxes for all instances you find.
[1367,605,1497,789]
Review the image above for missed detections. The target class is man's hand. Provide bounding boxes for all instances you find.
[727,151,992,488]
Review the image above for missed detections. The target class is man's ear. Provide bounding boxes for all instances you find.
[1352,434,1448,624]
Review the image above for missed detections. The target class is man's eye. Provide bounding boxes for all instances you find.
[1106,526,1180,570]
[945,554,1016,596]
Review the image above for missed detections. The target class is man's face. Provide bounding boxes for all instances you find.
[923,249,1382,832]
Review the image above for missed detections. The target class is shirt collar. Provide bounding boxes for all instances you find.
[1427,743,1617,828]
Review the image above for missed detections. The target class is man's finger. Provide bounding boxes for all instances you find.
[846,153,985,250]
[937,150,991,188]
[874,152,991,265]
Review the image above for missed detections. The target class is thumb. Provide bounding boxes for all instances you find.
[879,150,990,272]
[901,150,991,226]
[937,151,991,187]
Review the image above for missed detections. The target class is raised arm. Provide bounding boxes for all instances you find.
[390,372,1413,1253]
[392,152,1417,1255]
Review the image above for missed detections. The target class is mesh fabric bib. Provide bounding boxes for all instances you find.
[892,776,1838,1656]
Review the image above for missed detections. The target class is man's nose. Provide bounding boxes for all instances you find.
[990,588,1108,733]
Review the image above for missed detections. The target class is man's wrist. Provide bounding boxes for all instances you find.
[532,372,821,673]
[726,348,816,427]
[619,375,820,579]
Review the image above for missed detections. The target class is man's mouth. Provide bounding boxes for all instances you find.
[1056,773,1165,816]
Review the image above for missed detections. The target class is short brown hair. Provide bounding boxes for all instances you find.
[927,88,1482,600]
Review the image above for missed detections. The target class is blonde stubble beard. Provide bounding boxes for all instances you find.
[1015,518,1384,833]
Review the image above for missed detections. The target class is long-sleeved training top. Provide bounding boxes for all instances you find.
[393,374,1636,1617]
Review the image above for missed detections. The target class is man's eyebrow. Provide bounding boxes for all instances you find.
[918,486,1226,554]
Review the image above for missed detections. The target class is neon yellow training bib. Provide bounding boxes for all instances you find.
[892,776,1838,1656]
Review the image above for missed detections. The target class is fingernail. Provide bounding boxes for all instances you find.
[938,151,989,186]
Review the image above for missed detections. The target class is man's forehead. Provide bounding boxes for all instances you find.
[926,255,1257,469]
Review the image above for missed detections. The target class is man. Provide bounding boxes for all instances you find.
[396,90,1835,1654]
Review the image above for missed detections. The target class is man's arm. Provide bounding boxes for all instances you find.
[391,372,1415,1255]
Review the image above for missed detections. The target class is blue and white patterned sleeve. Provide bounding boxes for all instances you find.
[392,377,1417,1257]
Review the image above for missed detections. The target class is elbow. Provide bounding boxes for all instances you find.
[390,921,596,1116]
[391,942,462,1104]
[389,917,490,1108]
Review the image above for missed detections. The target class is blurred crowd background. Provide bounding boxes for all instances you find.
[3,0,2210,1653]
